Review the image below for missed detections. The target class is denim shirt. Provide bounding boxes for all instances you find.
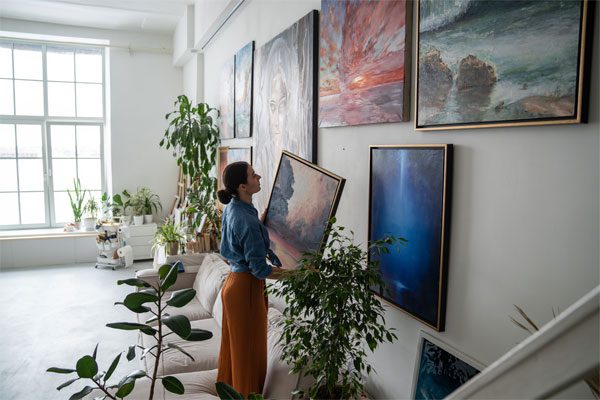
[220,197,273,279]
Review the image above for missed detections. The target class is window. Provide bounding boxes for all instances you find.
[0,39,106,229]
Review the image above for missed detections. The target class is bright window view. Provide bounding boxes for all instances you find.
[0,40,105,228]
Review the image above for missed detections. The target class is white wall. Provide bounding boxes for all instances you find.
[0,18,182,224]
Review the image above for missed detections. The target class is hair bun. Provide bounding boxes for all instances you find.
[217,189,233,205]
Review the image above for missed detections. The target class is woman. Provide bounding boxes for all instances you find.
[216,161,286,396]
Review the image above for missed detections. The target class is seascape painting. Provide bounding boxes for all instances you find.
[320,0,409,127]
[369,145,452,331]
[417,0,592,129]
[235,41,254,138]
[217,146,252,192]
[264,151,345,270]
[219,56,235,139]
[412,334,481,400]
[254,11,318,213]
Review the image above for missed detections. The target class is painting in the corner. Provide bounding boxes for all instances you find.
[320,0,409,127]
[235,41,254,138]
[264,151,345,270]
[417,0,593,130]
[217,146,252,192]
[219,56,235,139]
[369,145,452,331]
[412,333,482,400]
[254,10,318,212]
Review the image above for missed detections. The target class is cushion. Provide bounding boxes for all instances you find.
[212,289,223,328]
[141,318,221,375]
[138,292,212,326]
[193,254,230,313]
[123,370,219,400]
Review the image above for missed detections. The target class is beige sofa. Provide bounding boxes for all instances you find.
[125,253,308,399]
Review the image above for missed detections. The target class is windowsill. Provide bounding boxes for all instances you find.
[0,228,97,241]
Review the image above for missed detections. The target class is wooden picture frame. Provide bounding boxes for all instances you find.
[263,151,345,270]
[368,144,453,331]
[415,0,594,131]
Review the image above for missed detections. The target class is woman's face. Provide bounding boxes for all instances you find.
[269,70,288,137]
[242,165,261,195]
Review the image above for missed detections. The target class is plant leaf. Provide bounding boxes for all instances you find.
[68,385,93,400]
[162,376,185,394]
[514,304,540,331]
[115,381,135,398]
[117,278,151,288]
[106,322,157,336]
[92,343,98,360]
[126,345,136,361]
[215,381,244,399]
[56,378,79,391]
[186,328,213,341]
[47,367,75,374]
[166,288,196,308]
[75,355,98,379]
[509,316,533,333]
[159,264,178,292]
[104,353,121,381]
[122,292,158,311]
[163,315,191,339]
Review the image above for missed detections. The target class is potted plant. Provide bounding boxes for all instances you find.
[136,187,162,224]
[160,96,220,242]
[152,218,186,256]
[111,190,132,224]
[130,190,146,226]
[67,178,87,230]
[268,220,407,399]
[82,198,100,231]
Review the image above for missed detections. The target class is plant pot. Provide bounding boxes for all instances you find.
[144,214,153,224]
[73,221,81,230]
[133,215,144,226]
[120,215,132,225]
[166,241,179,256]
[83,217,96,231]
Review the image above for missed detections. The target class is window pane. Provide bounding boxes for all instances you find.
[76,49,102,83]
[18,159,44,191]
[76,83,103,117]
[50,125,76,157]
[16,124,42,157]
[0,79,14,115]
[54,191,72,224]
[0,193,19,225]
[47,46,74,82]
[0,160,17,191]
[13,44,42,80]
[78,159,101,190]
[15,80,44,116]
[48,82,75,116]
[77,125,101,157]
[0,43,12,78]
[52,159,77,191]
[20,192,45,224]
[0,124,15,157]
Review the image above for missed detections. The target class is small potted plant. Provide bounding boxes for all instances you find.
[137,186,162,224]
[67,178,87,230]
[82,198,100,231]
[129,190,146,226]
[152,217,186,256]
[110,190,132,224]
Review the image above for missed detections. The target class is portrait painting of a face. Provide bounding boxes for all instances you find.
[264,151,345,270]
[253,10,318,212]
[219,56,235,139]
[235,41,254,138]
[369,145,452,331]
[217,146,252,191]
[319,0,410,127]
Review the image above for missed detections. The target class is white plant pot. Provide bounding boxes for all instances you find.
[83,218,96,231]
[120,215,132,225]
[144,214,153,224]
[133,215,144,226]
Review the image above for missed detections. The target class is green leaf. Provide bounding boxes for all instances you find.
[159,263,178,291]
[162,376,185,394]
[248,393,265,400]
[92,343,98,360]
[115,381,135,398]
[76,355,98,379]
[166,288,196,308]
[56,378,79,391]
[126,345,136,361]
[126,370,147,380]
[215,381,244,399]
[104,353,121,381]
[122,292,158,310]
[163,315,191,339]
[166,343,195,361]
[106,322,157,336]
[69,385,93,400]
[186,328,213,341]
[117,278,151,288]
[47,367,75,374]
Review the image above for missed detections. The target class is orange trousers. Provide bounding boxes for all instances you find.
[217,272,268,397]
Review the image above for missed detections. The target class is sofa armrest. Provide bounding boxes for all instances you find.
[136,266,199,291]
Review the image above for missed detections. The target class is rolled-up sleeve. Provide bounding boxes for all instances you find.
[237,219,272,279]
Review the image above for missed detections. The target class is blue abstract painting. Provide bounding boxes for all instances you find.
[414,337,480,399]
[369,145,452,331]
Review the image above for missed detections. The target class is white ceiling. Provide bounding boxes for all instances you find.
[0,0,193,33]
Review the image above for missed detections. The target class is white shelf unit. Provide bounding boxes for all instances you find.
[125,223,157,261]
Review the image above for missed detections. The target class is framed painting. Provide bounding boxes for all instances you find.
[368,144,452,331]
[411,332,483,399]
[415,0,594,130]
[235,41,254,138]
[263,151,345,270]
[319,0,411,127]
[253,10,318,212]
[217,146,252,192]
[219,56,235,139]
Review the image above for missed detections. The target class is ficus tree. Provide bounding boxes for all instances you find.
[47,263,212,399]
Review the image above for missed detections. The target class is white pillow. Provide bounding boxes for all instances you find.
[193,254,230,313]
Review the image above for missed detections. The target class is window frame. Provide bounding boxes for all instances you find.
[0,38,107,230]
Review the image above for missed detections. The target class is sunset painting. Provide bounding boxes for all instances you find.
[319,0,409,127]
[264,152,345,270]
